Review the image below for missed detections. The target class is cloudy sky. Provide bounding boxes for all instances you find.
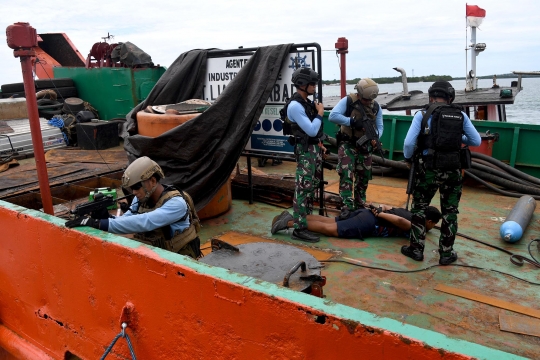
[1,0,539,85]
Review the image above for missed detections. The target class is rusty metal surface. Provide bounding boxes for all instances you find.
[44,148,128,164]
[0,162,125,198]
[200,242,322,292]
[196,158,540,358]
[499,313,540,338]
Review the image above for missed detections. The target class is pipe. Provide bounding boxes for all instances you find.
[0,325,53,359]
[392,67,410,99]
[467,169,540,196]
[335,38,348,98]
[471,162,539,188]
[471,152,540,186]
[500,196,537,243]
[464,170,540,201]
[7,22,54,215]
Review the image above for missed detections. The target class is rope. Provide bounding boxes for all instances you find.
[48,116,69,145]
[100,323,137,360]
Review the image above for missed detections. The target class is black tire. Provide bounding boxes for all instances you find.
[2,78,74,93]
[54,87,78,99]
[35,78,74,90]
[1,82,25,93]
[1,86,78,100]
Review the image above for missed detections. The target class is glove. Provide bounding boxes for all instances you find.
[65,216,100,229]
[119,202,131,213]
[349,116,364,131]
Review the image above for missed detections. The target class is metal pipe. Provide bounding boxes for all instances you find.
[7,22,54,215]
[392,67,410,98]
[335,37,348,98]
[470,26,477,90]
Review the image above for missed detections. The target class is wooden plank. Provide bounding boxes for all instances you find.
[435,284,540,319]
[499,313,540,338]
[44,148,128,164]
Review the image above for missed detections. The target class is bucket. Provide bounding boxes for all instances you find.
[469,131,499,157]
[136,109,232,219]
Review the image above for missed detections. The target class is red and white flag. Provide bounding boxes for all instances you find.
[466,4,486,27]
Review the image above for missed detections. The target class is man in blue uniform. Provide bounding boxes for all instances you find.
[402,81,481,265]
[329,78,383,218]
[283,67,325,243]
[65,156,201,259]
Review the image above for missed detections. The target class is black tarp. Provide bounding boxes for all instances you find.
[124,44,292,210]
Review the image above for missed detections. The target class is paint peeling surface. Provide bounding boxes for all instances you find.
[0,159,538,359]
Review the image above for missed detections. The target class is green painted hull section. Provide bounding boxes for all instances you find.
[53,66,165,121]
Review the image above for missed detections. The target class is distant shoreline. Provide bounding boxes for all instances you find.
[323,73,540,85]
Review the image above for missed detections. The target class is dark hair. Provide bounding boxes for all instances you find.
[150,173,161,182]
[425,206,442,223]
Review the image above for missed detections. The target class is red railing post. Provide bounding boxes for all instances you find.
[6,22,54,215]
[335,37,348,98]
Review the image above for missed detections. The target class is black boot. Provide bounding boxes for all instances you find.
[292,229,320,243]
[401,245,424,261]
[439,250,458,265]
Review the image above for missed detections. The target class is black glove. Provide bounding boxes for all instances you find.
[65,216,100,229]
[119,202,131,213]
[349,116,364,131]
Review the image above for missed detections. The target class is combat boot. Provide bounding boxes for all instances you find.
[401,245,424,261]
[292,229,320,243]
[271,211,293,234]
[439,250,458,265]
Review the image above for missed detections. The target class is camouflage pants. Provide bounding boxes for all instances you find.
[293,143,322,229]
[337,142,372,210]
[410,159,462,252]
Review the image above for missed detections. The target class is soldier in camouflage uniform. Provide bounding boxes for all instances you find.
[285,68,325,243]
[329,78,383,218]
[402,81,481,265]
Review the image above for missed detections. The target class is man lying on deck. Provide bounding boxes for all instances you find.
[271,205,441,240]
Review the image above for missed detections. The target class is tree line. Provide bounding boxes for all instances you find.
[322,75,452,85]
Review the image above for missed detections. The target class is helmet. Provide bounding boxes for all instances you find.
[122,156,165,188]
[428,81,455,103]
[291,67,319,87]
[355,78,379,100]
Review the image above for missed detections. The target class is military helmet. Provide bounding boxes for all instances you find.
[428,81,455,103]
[122,156,165,188]
[291,67,319,87]
[355,78,379,100]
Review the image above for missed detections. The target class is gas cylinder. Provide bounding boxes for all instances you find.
[500,195,537,243]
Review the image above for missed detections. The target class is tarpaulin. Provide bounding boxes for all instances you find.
[124,44,292,210]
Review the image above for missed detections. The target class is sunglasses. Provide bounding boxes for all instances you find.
[130,182,143,191]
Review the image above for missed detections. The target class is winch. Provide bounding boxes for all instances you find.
[200,239,326,297]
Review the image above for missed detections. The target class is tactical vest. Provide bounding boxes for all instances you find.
[133,186,201,253]
[418,103,465,170]
[280,92,323,140]
[339,93,379,139]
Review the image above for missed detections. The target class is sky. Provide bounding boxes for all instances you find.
[1,0,539,85]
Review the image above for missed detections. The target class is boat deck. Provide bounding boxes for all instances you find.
[198,157,540,359]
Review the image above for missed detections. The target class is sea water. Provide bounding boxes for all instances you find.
[322,77,540,125]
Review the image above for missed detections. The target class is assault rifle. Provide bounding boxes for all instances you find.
[355,118,385,164]
[71,193,132,219]
[405,156,416,211]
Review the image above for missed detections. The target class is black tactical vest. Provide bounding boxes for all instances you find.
[418,103,465,170]
[280,92,323,139]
